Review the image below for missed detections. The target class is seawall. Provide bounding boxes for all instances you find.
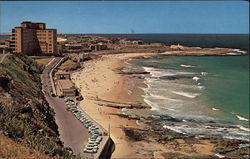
[98,137,115,159]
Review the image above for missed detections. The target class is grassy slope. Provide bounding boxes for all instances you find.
[0,134,58,159]
[0,54,79,159]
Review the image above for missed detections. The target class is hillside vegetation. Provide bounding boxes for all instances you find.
[0,54,79,158]
[0,134,58,159]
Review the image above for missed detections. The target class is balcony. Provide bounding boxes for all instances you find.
[10,45,15,48]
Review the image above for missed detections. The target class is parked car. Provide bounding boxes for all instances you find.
[83,148,97,153]
[86,144,98,149]
[88,135,99,140]
[88,141,99,145]
[89,139,100,143]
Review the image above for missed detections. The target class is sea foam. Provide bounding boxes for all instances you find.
[143,98,159,111]
[136,120,142,126]
[149,93,180,102]
[226,53,238,55]
[236,115,249,121]
[172,91,201,98]
[237,125,250,132]
[143,66,194,78]
[180,64,195,68]
[201,72,208,76]
[163,125,185,134]
[215,153,225,158]
[233,49,247,54]
[121,108,127,112]
[212,108,220,111]
[192,76,200,82]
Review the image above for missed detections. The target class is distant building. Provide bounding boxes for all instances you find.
[119,39,132,45]
[63,43,82,53]
[10,21,57,55]
[0,39,11,53]
[132,40,144,45]
[89,43,107,51]
[57,43,63,54]
[57,37,67,42]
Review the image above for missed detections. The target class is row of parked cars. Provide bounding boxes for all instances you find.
[65,98,103,153]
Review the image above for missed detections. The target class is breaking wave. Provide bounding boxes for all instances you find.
[143,67,194,78]
[237,125,250,132]
[212,108,220,111]
[236,115,249,121]
[180,64,196,68]
[233,49,247,54]
[192,76,200,82]
[162,123,250,141]
[172,91,201,98]
[127,56,249,141]
[201,72,208,76]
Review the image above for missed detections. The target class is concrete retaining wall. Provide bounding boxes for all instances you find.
[98,137,115,159]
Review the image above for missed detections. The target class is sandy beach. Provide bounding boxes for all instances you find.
[71,52,216,158]
[72,53,157,158]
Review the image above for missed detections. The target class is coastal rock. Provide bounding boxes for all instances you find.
[161,152,217,159]
[96,98,151,109]
[123,127,147,141]
[213,138,248,153]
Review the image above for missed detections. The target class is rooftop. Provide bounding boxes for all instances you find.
[21,21,45,24]
[58,80,75,90]
[55,70,70,75]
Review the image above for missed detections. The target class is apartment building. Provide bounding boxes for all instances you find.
[10,21,57,55]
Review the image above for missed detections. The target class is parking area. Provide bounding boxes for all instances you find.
[41,57,91,158]
[64,97,109,157]
[41,57,109,158]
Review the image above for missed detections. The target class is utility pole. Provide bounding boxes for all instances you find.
[108,123,110,137]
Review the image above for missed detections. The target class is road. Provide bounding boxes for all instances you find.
[41,57,92,158]
[0,53,9,64]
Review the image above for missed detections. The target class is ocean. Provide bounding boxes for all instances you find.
[93,33,249,52]
[114,34,249,141]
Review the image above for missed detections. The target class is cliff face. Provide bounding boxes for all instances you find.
[0,54,78,158]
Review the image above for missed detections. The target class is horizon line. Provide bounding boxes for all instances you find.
[1,32,249,35]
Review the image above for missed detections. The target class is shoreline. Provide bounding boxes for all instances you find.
[72,52,215,158]
[72,53,157,158]
[71,52,249,158]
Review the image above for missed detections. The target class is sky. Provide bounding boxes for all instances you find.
[0,1,249,34]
